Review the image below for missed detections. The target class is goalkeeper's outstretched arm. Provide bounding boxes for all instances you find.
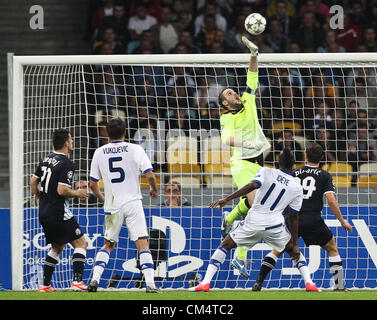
[242,36,258,72]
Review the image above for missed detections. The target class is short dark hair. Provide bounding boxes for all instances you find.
[278,148,295,170]
[306,142,323,164]
[218,88,227,108]
[52,128,70,150]
[106,118,126,140]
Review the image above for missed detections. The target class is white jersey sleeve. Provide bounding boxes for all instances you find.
[134,144,153,174]
[251,167,267,186]
[287,186,304,213]
[89,149,101,181]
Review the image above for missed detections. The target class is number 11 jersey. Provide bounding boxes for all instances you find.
[90,141,153,213]
[292,165,335,223]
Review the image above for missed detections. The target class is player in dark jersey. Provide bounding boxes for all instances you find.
[29,129,89,292]
[252,143,353,291]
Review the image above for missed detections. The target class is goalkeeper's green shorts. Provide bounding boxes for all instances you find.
[231,159,262,189]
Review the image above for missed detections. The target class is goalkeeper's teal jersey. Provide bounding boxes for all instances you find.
[220,70,270,162]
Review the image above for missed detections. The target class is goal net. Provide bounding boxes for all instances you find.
[9,53,377,290]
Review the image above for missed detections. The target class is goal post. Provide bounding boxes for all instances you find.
[9,52,377,290]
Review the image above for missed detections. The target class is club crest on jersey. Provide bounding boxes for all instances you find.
[75,228,82,236]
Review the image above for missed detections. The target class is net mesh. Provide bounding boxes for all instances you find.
[21,59,377,290]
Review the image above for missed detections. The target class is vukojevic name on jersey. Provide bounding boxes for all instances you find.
[247,167,304,228]
[90,141,153,213]
[220,70,270,161]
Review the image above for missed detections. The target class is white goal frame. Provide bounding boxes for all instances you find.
[9,52,377,290]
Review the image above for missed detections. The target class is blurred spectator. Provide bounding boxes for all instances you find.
[225,14,249,53]
[366,2,377,30]
[297,0,330,27]
[200,101,221,131]
[329,109,347,161]
[161,181,191,207]
[96,72,126,121]
[171,42,189,54]
[170,0,186,22]
[306,68,339,106]
[266,0,296,18]
[130,105,158,162]
[346,100,360,128]
[349,109,377,137]
[195,14,218,53]
[99,42,115,54]
[91,0,114,36]
[337,13,362,52]
[175,10,196,35]
[317,30,345,53]
[250,34,274,53]
[350,1,368,32]
[166,67,197,100]
[166,76,198,119]
[264,17,289,53]
[128,4,157,41]
[269,0,296,37]
[213,29,236,53]
[197,74,225,112]
[130,77,159,116]
[151,6,179,54]
[97,120,110,147]
[173,29,201,54]
[99,3,130,44]
[316,126,336,163]
[346,77,377,117]
[73,181,98,207]
[348,125,377,172]
[194,0,227,36]
[292,11,323,52]
[93,27,126,54]
[362,27,377,52]
[272,82,304,124]
[266,129,304,165]
[129,0,162,21]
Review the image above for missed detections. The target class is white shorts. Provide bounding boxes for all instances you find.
[104,200,149,243]
[229,221,291,253]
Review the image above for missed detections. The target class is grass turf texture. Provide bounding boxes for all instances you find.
[0,290,376,300]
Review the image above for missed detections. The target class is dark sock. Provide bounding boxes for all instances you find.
[43,254,58,286]
[256,255,277,284]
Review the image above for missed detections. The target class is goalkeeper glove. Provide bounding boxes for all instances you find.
[242,36,259,56]
[242,140,264,150]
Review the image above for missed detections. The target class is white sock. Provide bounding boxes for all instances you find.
[329,255,344,289]
[140,249,155,289]
[293,252,313,284]
[92,248,110,282]
[203,247,228,285]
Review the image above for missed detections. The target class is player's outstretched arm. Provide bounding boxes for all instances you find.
[209,181,260,211]
[326,192,353,232]
[241,36,258,72]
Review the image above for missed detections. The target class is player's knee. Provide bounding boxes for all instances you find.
[221,236,236,251]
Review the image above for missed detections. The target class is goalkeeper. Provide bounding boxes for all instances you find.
[218,36,270,278]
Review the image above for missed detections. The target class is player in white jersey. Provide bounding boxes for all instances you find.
[87,118,160,293]
[191,149,303,292]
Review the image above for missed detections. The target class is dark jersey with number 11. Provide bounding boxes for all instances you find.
[33,152,75,222]
[292,165,335,223]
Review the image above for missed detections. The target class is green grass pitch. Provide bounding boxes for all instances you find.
[0,289,376,300]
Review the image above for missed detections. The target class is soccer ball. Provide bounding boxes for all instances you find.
[244,13,266,35]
